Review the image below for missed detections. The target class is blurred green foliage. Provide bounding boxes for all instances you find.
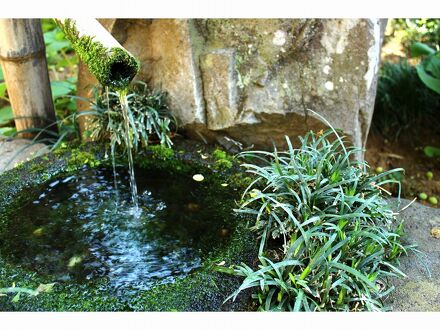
[372,61,440,141]
[0,19,78,140]
[373,19,440,144]
[387,19,440,52]
[411,42,440,94]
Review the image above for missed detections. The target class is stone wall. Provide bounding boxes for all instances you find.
[77,19,386,153]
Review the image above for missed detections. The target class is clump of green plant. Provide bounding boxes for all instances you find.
[372,61,440,141]
[411,42,440,95]
[88,81,176,155]
[224,129,411,311]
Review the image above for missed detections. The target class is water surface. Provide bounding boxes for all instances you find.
[0,166,236,293]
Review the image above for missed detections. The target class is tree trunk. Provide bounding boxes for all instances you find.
[0,19,56,138]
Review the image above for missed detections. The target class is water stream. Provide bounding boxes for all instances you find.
[117,90,139,209]
[105,86,119,197]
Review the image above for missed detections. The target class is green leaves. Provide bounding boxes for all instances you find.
[226,129,409,311]
[43,21,76,69]
[0,67,8,103]
[423,146,440,158]
[0,83,7,102]
[0,106,13,126]
[0,127,16,136]
[0,20,79,147]
[411,42,436,57]
[88,81,175,155]
[415,57,440,94]
[51,79,76,99]
[44,28,72,54]
[411,42,440,94]
[0,106,15,136]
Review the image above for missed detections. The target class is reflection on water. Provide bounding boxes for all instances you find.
[0,167,236,293]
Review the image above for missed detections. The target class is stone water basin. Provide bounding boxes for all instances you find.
[0,141,256,311]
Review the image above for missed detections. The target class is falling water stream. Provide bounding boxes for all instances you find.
[106,87,119,196]
[117,89,138,209]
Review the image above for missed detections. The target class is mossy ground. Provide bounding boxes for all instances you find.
[0,139,257,311]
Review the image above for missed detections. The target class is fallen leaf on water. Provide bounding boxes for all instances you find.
[68,255,83,268]
[12,293,20,303]
[33,227,44,237]
[192,174,204,182]
[36,283,56,294]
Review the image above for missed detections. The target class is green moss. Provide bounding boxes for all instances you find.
[214,158,233,170]
[212,149,227,160]
[135,145,187,174]
[148,145,175,160]
[228,172,253,191]
[29,162,48,174]
[65,149,101,172]
[212,148,234,170]
[57,19,140,90]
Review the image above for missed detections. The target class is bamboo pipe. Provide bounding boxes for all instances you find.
[0,19,56,138]
[55,18,140,90]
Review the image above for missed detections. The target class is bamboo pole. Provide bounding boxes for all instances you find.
[0,19,56,138]
[55,18,140,90]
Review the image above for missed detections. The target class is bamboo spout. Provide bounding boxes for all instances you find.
[56,18,140,90]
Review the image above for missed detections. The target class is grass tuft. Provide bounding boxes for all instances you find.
[87,81,176,156]
[224,129,412,311]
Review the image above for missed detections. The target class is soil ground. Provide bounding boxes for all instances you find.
[387,198,440,312]
[365,131,440,208]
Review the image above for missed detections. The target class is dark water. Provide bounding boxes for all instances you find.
[0,167,236,292]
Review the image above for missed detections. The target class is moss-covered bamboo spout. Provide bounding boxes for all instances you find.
[55,18,140,90]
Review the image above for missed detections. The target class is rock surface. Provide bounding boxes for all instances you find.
[77,19,386,154]
[387,199,440,311]
[0,136,48,174]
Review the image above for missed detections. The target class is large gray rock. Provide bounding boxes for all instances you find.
[387,199,440,312]
[78,19,385,153]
